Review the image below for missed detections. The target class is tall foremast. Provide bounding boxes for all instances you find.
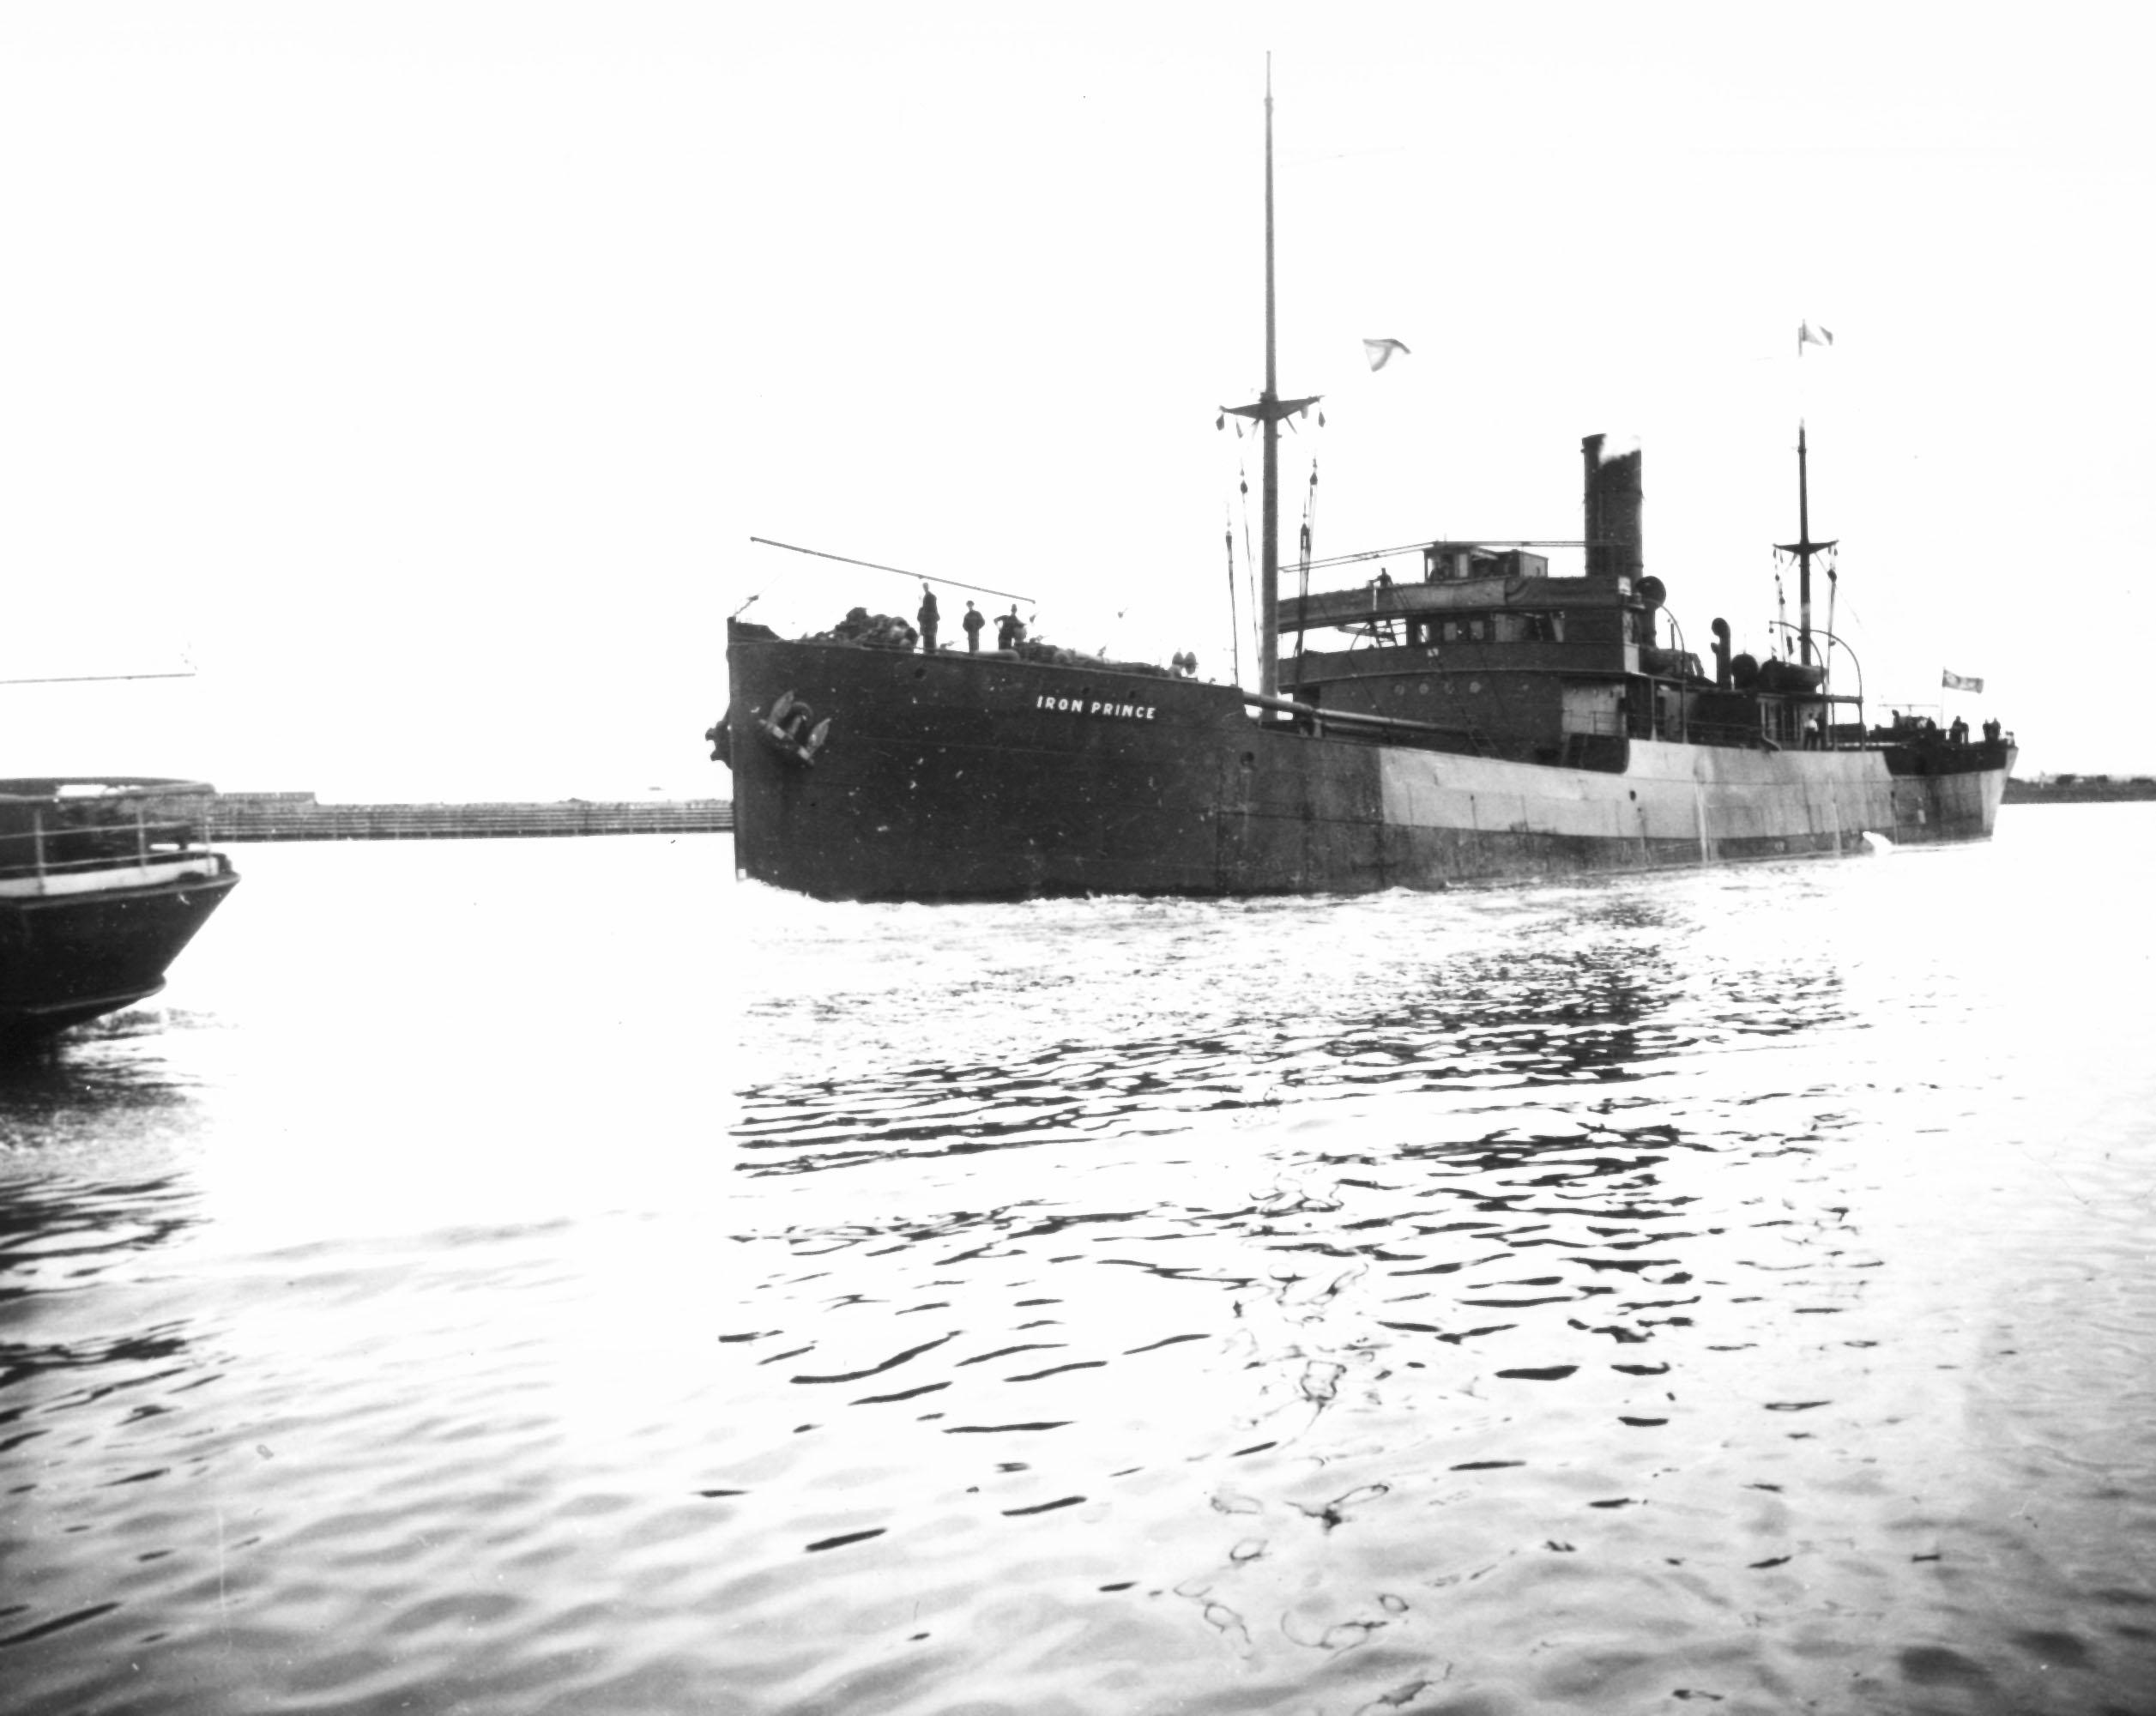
[1221,59,1320,698]
[1775,422,1837,670]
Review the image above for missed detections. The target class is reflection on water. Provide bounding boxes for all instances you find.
[3,822,2155,1713]
[0,1024,208,1440]
[0,1017,200,1134]
[735,889,1852,1175]
[0,1172,199,1423]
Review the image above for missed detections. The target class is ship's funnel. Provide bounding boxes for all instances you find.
[1581,433,1644,583]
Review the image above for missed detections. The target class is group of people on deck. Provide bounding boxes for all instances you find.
[918,583,1027,655]
[1885,710,2005,747]
[915,582,1198,674]
[1799,709,2005,752]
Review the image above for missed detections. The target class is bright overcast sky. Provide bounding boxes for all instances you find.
[2,2,2146,797]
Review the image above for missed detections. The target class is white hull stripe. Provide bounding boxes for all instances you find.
[0,857,225,899]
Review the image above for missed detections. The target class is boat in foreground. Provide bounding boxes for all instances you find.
[714,86,2014,904]
[0,777,239,1041]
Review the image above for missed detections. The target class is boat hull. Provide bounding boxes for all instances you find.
[0,865,239,1039]
[723,634,2012,902]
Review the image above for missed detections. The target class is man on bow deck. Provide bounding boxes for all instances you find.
[917,583,940,654]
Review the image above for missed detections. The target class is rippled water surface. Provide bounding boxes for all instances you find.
[4,813,2154,1714]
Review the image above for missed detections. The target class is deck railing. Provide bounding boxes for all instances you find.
[0,809,216,880]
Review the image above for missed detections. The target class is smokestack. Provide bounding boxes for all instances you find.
[1581,433,1644,583]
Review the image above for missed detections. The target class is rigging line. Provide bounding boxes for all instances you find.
[1223,514,1241,688]
[746,536,1035,605]
[1296,461,1317,664]
[1237,461,1259,686]
[1303,539,1589,573]
[0,670,196,687]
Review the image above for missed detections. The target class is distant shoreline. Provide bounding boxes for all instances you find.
[2003,778,2156,805]
[210,793,733,840]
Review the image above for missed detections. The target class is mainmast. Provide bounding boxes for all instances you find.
[1222,57,1319,698]
[1776,422,1836,669]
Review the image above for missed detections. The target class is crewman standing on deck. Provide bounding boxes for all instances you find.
[917,583,940,654]
[962,601,984,652]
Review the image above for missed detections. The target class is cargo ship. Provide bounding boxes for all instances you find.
[0,777,239,1042]
[714,86,2013,903]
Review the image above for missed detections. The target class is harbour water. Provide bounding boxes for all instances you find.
[3,811,2153,1714]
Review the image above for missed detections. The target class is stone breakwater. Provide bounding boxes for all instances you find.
[2003,776,2156,804]
[208,793,733,840]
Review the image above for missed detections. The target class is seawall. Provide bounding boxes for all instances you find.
[2003,778,2156,805]
[210,794,734,841]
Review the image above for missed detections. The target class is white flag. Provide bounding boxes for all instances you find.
[1362,337,1410,372]
[1797,322,1834,353]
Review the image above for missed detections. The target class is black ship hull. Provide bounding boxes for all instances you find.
[723,630,2013,903]
[0,867,239,1039]
[0,778,241,1042]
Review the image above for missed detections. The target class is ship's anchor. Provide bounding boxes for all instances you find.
[705,713,733,766]
[755,691,830,767]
